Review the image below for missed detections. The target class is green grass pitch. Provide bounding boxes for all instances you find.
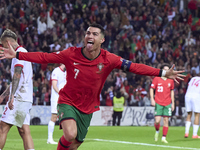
[4,125,200,150]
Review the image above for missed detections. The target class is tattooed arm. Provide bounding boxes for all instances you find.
[9,66,22,110]
[0,85,10,104]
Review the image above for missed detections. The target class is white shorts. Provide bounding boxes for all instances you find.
[1,100,32,128]
[51,101,58,114]
[185,96,200,113]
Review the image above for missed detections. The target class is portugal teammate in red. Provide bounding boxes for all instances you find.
[150,64,175,143]
[0,24,185,150]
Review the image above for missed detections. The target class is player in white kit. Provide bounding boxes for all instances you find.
[0,29,34,149]
[47,64,66,144]
[184,76,200,139]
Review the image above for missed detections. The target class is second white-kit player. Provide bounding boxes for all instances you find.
[47,64,66,144]
[185,76,200,139]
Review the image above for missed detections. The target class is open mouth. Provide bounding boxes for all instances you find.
[87,41,94,44]
[86,41,94,49]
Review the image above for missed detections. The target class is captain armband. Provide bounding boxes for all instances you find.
[161,69,166,77]
[159,69,166,77]
[121,59,132,72]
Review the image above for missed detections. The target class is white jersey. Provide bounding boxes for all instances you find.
[185,77,200,98]
[10,46,33,103]
[185,76,200,112]
[50,67,66,102]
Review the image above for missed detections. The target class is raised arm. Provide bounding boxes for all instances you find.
[16,51,65,64]
[0,41,66,64]
[118,58,185,84]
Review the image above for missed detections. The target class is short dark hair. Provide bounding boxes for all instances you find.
[160,63,170,70]
[116,90,122,98]
[0,29,17,43]
[89,23,105,37]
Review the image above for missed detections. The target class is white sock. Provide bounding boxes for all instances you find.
[162,136,166,140]
[48,120,55,140]
[27,149,35,150]
[175,106,179,116]
[193,124,199,136]
[156,131,159,134]
[185,121,191,134]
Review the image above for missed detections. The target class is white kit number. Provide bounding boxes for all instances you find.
[157,86,163,92]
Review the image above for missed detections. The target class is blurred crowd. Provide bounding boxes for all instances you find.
[0,0,200,117]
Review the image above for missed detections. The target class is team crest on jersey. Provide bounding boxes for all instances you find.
[96,63,104,74]
[168,83,171,87]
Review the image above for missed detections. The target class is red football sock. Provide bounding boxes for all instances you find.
[163,126,168,137]
[154,123,160,131]
[57,135,72,150]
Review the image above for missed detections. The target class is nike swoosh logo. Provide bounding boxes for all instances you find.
[158,83,162,85]
[73,62,79,65]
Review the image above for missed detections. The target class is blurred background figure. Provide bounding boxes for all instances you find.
[112,89,125,126]
[184,76,200,139]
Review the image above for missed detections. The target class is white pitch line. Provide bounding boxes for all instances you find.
[88,139,200,150]
[6,138,200,150]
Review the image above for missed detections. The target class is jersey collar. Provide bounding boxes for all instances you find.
[81,47,101,60]
[59,66,65,72]
[15,46,23,51]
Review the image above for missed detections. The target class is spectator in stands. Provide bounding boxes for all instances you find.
[65,39,73,49]
[40,86,49,106]
[49,40,61,52]
[142,91,151,106]
[41,40,50,53]
[188,0,197,17]
[105,86,114,106]
[37,16,47,35]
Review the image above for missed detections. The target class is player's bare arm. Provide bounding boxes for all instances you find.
[150,88,155,106]
[0,85,10,104]
[9,66,22,110]
[52,80,59,93]
[171,90,175,111]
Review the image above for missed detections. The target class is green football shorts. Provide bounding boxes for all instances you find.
[57,104,93,142]
[154,103,172,117]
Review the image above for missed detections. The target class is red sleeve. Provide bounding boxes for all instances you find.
[129,63,161,76]
[17,49,68,64]
[107,51,162,77]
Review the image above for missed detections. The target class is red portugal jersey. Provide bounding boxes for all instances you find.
[151,77,174,106]
[18,47,161,114]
